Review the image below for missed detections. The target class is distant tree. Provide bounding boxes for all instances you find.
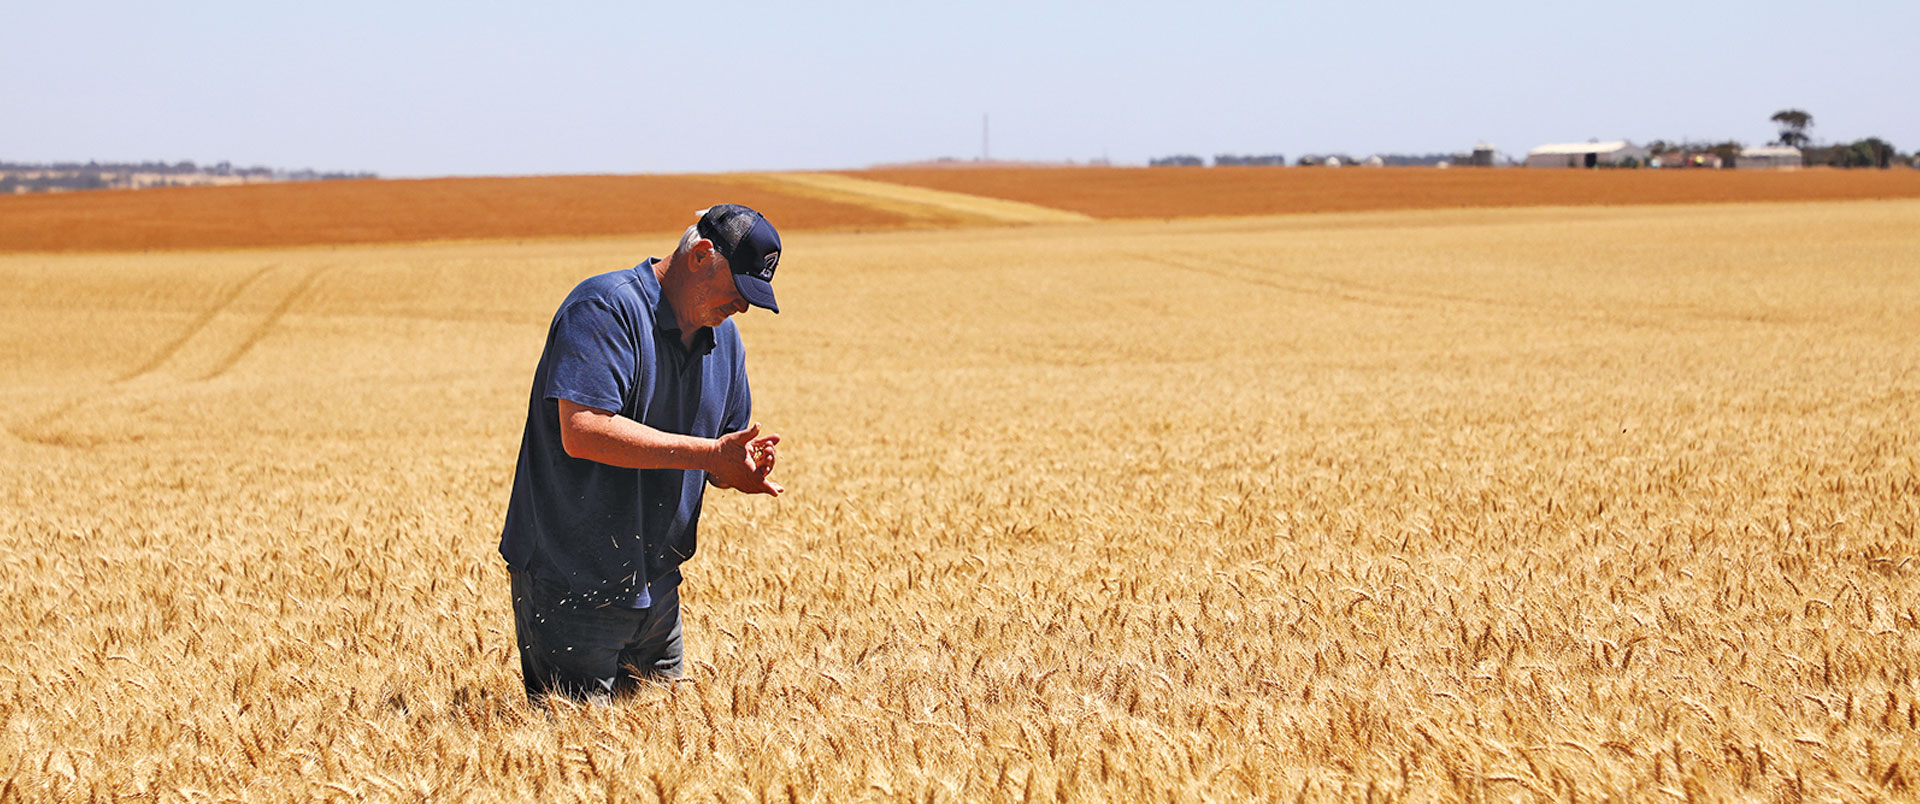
[1708,140,1743,167]
[1771,109,1813,148]
[1149,155,1203,167]
[1842,137,1897,168]
[1214,154,1286,167]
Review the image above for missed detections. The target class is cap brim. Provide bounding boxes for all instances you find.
[733,274,779,314]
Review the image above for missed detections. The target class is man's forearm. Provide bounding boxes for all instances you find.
[558,401,714,472]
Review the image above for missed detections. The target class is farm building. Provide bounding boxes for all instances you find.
[1650,150,1723,169]
[1738,146,1802,169]
[1525,140,1648,168]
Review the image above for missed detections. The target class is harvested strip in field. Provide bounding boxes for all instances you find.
[726,172,1094,225]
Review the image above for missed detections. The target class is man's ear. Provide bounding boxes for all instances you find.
[692,239,727,275]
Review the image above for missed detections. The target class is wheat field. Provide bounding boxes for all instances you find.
[1,198,1916,802]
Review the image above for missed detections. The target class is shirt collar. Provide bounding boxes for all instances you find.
[640,258,718,357]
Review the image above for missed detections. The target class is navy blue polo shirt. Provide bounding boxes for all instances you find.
[499,259,751,608]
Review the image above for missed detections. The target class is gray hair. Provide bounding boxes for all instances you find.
[674,223,703,258]
[675,220,733,271]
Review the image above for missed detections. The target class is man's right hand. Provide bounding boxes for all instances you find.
[708,423,783,497]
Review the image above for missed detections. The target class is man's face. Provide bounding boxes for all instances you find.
[685,245,750,330]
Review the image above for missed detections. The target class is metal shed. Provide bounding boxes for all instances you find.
[1738,146,1802,170]
[1524,140,1648,168]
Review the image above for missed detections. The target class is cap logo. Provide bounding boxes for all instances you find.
[761,250,779,280]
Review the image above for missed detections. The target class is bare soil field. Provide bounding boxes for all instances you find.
[862,165,1920,219]
[0,200,1916,801]
[8,167,1920,254]
[0,174,910,253]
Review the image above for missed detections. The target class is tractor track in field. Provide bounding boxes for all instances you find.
[121,261,335,385]
[1142,254,1428,313]
[116,262,279,383]
[1147,254,1804,333]
[6,261,334,447]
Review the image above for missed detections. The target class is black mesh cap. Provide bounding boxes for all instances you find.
[696,204,781,313]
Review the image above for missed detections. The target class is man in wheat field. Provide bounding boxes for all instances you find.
[500,204,785,702]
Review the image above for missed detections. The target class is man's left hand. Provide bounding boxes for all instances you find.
[708,423,783,496]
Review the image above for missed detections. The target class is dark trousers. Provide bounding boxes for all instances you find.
[509,568,684,702]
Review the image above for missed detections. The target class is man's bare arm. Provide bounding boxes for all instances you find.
[557,399,782,496]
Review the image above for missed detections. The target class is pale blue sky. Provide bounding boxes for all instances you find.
[6,0,1913,177]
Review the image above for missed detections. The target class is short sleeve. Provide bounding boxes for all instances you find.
[543,299,641,414]
[723,352,752,434]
